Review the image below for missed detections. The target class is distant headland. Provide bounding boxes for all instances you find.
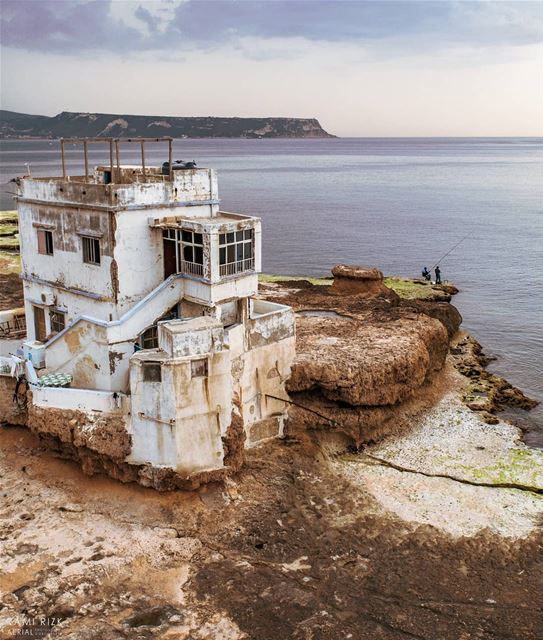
[0,110,335,139]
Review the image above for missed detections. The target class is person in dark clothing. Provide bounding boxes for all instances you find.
[422,267,431,281]
[435,265,442,284]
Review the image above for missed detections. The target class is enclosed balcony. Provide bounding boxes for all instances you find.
[152,211,262,284]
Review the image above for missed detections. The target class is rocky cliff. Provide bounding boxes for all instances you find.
[0,110,334,139]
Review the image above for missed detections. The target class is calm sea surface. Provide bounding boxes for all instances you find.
[1,138,542,445]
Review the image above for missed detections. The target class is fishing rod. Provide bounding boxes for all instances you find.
[431,233,470,270]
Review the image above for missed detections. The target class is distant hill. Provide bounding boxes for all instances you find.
[0,110,334,139]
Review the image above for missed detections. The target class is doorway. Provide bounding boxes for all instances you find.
[33,306,46,342]
[163,235,177,279]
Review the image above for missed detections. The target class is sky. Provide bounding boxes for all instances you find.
[1,0,542,136]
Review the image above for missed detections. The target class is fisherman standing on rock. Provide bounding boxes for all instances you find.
[435,265,442,284]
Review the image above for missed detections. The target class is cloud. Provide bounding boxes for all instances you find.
[1,0,542,57]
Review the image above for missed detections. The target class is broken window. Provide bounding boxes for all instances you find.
[37,229,54,256]
[219,228,254,277]
[50,310,66,334]
[82,236,101,265]
[142,362,162,383]
[191,358,208,378]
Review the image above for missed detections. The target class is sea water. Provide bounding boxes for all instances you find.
[1,137,542,444]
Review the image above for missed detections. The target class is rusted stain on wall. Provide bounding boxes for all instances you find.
[109,350,124,375]
[73,354,98,388]
[110,259,119,303]
[64,324,86,354]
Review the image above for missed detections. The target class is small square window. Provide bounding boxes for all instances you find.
[244,229,253,240]
[226,232,235,243]
[50,310,66,334]
[219,233,226,245]
[182,229,192,243]
[82,236,101,265]
[143,362,162,382]
[191,358,208,378]
[37,229,54,255]
[236,230,244,241]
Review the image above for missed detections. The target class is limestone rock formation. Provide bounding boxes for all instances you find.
[259,266,462,447]
[330,264,398,300]
[287,315,448,406]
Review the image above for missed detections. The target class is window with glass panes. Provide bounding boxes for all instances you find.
[162,228,204,276]
[219,229,254,276]
[181,230,203,265]
[50,310,66,334]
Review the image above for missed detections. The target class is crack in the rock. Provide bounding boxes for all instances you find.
[360,453,543,495]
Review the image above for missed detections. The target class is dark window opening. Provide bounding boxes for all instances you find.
[137,305,179,350]
[37,229,54,256]
[82,236,101,265]
[191,358,208,378]
[140,326,158,350]
[143,362,162,383]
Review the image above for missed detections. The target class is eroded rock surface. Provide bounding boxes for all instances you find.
[260,266,462,446]
[288,314,448,406]
[330,264,399,300]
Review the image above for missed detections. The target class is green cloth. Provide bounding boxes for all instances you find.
[39,373,73,387]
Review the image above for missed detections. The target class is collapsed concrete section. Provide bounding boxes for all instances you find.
[0,137,295,489]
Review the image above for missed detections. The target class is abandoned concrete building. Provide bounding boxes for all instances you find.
[0,137,295,487]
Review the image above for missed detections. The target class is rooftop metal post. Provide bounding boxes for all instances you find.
[168,139,173,181]
[60,140,66,179]
[115,140,120,175]
[141,140,146,179]
[109,139,114,178]
[83,140,89,181]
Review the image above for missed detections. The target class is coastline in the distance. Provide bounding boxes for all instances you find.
[0,109,335,140]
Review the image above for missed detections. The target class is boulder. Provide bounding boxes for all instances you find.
[330,264,397,300]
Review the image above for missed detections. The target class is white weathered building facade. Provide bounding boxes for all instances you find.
[0,138,295,488]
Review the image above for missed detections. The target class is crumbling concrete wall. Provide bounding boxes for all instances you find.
[0,376,28,426]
